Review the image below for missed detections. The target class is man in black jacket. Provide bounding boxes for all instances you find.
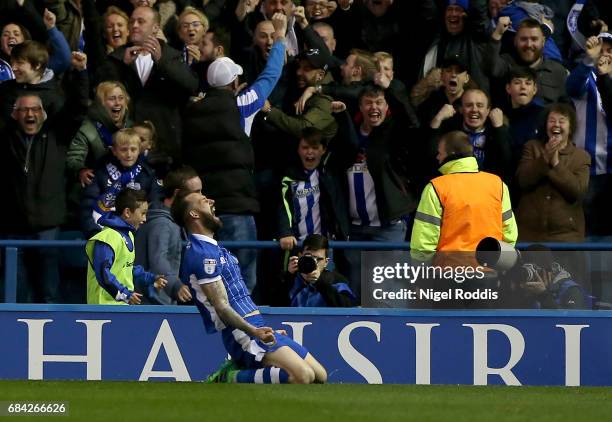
[0,40,65,130]
[420,0,490,95]
[334,84,420,301]
[0,54,88,303]
[96,6,198,169]
[182,13,288,294]
[429,88,512,182]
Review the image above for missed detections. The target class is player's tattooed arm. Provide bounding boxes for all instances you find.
[200,280,275,342]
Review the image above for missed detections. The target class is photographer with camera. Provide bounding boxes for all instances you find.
[283,234,357,307]
[500,245,591,309]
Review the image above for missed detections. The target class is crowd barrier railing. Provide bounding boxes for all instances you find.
[2,240,612,304]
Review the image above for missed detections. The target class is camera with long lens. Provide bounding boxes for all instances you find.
[475,237,521,272]
[297,255,318,274]
[516,263,541,283]
[476,237,544,283]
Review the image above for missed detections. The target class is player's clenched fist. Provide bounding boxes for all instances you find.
[253,326,276,344]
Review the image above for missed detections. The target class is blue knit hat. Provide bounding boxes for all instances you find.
[447,0,469,11]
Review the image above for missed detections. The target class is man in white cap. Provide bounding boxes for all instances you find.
[182,13,287,293]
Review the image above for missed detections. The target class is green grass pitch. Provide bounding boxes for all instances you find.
[1,381,611,421]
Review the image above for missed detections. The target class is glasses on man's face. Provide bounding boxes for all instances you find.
[16,106,42,113]
[180,21,203,29]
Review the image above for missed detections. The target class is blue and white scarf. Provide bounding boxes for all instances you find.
[94,162,143,219]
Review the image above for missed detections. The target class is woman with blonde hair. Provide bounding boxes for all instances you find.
[67,81,132,187]
[176,6,209,65]
[103,6,130,54]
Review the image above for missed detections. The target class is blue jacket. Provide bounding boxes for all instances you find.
[287,270,357,307]
[90,213,156,300]
[47,27,72,76]
[80,155,163,237]
[567,62,594,98]
[0,58,14,82]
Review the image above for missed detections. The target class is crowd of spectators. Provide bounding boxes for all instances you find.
[1,0,611,307]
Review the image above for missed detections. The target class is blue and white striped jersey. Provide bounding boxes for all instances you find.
[572,70,612,175]
[180,233,258,334]
[291,169,322,239]
[347,133,380,227]
[347,160,380,227]
[236,40,285,136]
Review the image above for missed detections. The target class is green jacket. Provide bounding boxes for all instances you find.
[67,118,108,175]
[266,93,338,141]
[411,157,518,255]
[67,103,131,176]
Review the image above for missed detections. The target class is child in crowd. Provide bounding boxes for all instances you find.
[80,128,162,237]
[374,51,394,81]
[278,127,348,254]
[133,120,172,178]
[86,189,167,305]
[503,67,543,167]
[133,120,156,158]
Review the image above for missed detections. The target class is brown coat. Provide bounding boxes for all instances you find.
[516,140,591,242]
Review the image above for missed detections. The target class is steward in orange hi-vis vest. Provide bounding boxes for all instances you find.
[410,156,518,259]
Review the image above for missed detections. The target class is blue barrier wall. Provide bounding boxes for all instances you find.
[1,305,611,386]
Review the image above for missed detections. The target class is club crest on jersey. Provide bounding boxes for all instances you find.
[204,258,217,275]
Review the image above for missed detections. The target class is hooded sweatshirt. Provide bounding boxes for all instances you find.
[87,213,155,303]
[135,203,185,304]
[0,68,65,125]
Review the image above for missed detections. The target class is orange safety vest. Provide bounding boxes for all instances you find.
[431,171,503,252]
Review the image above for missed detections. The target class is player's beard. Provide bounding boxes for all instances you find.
[202,212,222,233]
